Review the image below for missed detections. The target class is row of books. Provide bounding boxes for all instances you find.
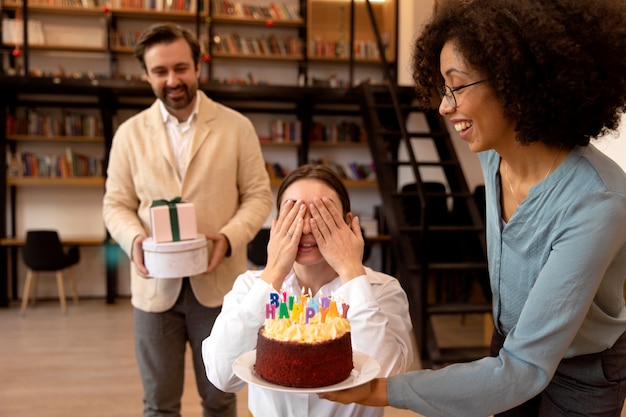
[309,38,384,60]
[5,0,198,10]
[109,0,201,12]
[6,148,104,178]
[265,162,288,181]
[212,1,299,20]
[266,160,376,183]
[309,121,367,143]
[3,0,99,7]
[212,33,301,57]
[110,30,142,49]
[268,119,301,143]
[311,159,376,182]
[6,112,104,138]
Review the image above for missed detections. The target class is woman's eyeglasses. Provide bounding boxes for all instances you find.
[440,79,488,108]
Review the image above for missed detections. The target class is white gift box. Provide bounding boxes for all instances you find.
[142,234,208,279]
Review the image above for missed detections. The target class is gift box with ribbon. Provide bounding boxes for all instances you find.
[142,235,208,279]
[150,197,198,243]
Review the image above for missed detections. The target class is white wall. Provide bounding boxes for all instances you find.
[594,114,626,173]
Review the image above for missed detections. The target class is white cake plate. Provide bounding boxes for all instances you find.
[232,350,380,394]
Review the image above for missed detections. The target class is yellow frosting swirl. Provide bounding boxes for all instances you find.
[263,314,351,343]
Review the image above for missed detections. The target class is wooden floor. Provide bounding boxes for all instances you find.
[1,299,623,417]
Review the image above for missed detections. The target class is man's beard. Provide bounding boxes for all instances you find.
[159,83,196,111]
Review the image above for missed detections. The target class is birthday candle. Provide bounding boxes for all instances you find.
[265,303,276,319]
[340,294,349,318]
[341,303,350,318]
[269,292,280,307]
[319,304,329,323]
[298,293,308,308]
[327,299,339,319]
[278,301,290,319]
[292,302,303,321]
[305,307,316,324]
[288,288,295,310]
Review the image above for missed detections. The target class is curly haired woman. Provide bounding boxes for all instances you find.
[323,0,626,415]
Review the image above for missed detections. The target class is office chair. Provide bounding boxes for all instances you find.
[20,230,80,315]
[248,228,270,269]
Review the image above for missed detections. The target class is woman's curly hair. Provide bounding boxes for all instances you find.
[412,0,626,146]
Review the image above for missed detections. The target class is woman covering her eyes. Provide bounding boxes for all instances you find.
[202,164,414,417]
[322,0,626,416]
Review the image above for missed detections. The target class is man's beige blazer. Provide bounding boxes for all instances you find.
[103,91,273,311]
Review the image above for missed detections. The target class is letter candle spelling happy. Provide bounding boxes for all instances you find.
[264,287,348,324]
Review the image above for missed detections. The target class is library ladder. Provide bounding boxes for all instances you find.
[357,0,492,368]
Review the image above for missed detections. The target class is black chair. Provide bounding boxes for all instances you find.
[20,230,80,315]
[401,181,451,261]
[248,228,270,269]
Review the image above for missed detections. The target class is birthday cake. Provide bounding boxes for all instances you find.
[254,291,353,388]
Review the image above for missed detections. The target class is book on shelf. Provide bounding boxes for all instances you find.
[110,0,196,12]
[110,30,143,49]
[212,1,299,20]
[6,148,103,178]
[2,0,99,7]
[309,159,374,181]
[270,119,300,143]
[309,37,384,60]
[308,121,366,143]
[212,32,302,57]
[265,161,288,181]
[6,109,103,138]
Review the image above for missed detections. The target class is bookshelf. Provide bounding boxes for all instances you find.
[0,0,398,304]
[5,107,105,180]
[0,76,401,306]
[307,0,396,63]
[206,0,306,85]
[1,0,397,85]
